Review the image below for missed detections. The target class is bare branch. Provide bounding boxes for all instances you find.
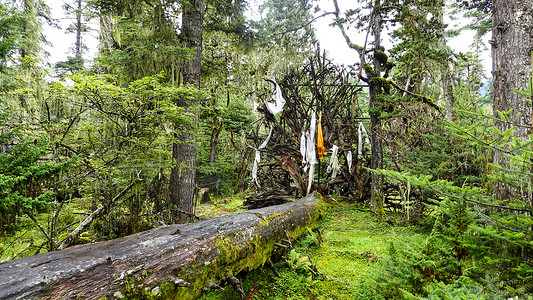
[272,12,336,37]
[59,176,142,249]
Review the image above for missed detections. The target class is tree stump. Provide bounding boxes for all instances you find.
[198,187,210,203]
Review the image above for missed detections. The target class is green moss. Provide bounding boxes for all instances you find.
[120,196,327,299]
[158,282,173,294]
[373,77,391,86]
[215,235,275,272]
[364,63,376,77]
[374,49,388,65]
[202,204,428,300]
[413,93,441,111]
[348,42,364,52]
[248,211,285,227]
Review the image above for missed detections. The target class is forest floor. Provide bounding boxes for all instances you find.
[0,195,428,299]
[199,197,428,300]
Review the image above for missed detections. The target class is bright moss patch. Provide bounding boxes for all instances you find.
[201,203,427,300]
[195,196,246,219]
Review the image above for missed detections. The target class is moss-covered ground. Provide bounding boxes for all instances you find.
[200,202,427,300]
[195,195,246,219]
[1,195,427,299]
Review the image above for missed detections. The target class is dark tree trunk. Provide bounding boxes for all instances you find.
[209,117,222,164]
[369,0,384,213]
[0,193,323,300]
[169,0,205,222]
[491,0,533,200]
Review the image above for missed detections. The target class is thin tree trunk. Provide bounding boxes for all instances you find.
[436,9,454,122]
[440,63,454,121]
[491,0,533,200]
[168,0,205,223]
[74,0,83,69]
[209,117,222,164]
[369,0,384,214]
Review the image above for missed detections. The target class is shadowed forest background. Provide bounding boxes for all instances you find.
[0,0,533,298]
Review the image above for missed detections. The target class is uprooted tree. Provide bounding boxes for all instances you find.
[244,52,373,209]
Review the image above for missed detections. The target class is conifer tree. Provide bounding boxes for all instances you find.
[56,0,90,73]
[331,0,387,215]
[332,0,443,216]
[491,0,533,200]
[168,0,206,223]
[0,2,22,91]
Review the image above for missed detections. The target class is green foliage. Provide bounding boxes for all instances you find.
[91,0,190,84]
[0,70,206,243]
[253,0,317,49]
[63,72,204,236]
[196,95,254,195]
[201,204,426,300]
[286,248,314,273]
[374,163,533,296]
[203,0,251,46]
[0,3,23,92]
[3,1,532,299]
[246,0,317,76]
[453,0,492,38]
[0,3,21,66]
[388,0,451,99]
[0,117,70,232]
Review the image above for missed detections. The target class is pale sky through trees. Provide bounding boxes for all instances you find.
[42,0,491,76]
[312,0,492,74]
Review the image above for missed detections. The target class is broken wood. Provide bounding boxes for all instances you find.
[243,189,297,209]
[250,52,367,200]
[0,192,324,300]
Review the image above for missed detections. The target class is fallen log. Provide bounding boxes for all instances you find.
[0,192,325,300]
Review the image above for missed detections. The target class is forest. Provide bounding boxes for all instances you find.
[0,0,532,298]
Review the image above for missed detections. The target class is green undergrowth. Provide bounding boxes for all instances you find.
[0,195,244,262]
[200,202,427,300]
[0,198,88,262]
[0,216,47,261]
[195,195,246,219]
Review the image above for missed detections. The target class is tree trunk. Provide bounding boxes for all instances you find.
[491,0,533,200]
[19,0,40,62]
[209,117,222,164]
[436,8,454,122]
[0,193,324,300]
[369,0,384,214]
[168,0,205,223]
[440,62,455,121]
[98,15,112,53]
[74,0,83,69]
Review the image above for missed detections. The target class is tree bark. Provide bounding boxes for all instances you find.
[74,0,83,69]
[491,0,533,200]
[0,193,324,300]
[369,0,384,214]
[98,14,113,54]
[436,8,454,122]
[209,117,222,164]
[168,0,205,223]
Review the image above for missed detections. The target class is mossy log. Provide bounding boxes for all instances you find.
[0,192,324,300]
